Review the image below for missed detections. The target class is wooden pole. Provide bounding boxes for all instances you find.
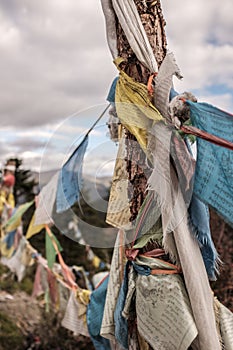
[116,0,167,221]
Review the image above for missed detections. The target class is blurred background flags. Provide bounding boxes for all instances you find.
[34,172,59,226]
[56,135,89,213]
[45,229,63,269]
[4,201,34,233]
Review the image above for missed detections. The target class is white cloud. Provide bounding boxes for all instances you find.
[197,92,233,113]
[162,0,233,106]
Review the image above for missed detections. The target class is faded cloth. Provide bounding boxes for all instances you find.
[34,172,59,225]
[56,135,88,213]
[187,100,233,227]
[1,236,27,282]
[106,134,131,229]
[100,0,118,59]
[136,267,198,349]
[101,0,158,73]
[147,122,221,349]
[61,290,89,337]
[153,51,182,120]
[101,230,125,340]
[218,301,233,349]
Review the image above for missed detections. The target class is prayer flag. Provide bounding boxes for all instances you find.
[34,172,59,225]
[56,135,88,213]
[187,101,233,226]
[45,231,63,269]
[26,213,45,239]
[5,201,34,233]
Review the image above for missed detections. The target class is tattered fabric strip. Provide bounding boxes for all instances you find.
[218,300,233,349]
[101,230,126,341]
[108,0,158,72]
[188,194,219,281]
[153,51,182,120]
[34,172,59,225]
[100,0,118,59]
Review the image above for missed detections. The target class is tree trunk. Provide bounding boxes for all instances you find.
[116,0,167,221]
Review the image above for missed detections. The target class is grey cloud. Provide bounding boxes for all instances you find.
[0,0,116,128]
[0,140,11,156]
[10,137,46,151]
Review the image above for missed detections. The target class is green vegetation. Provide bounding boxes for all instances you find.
[7,157,38,206]
[0,264,34,295]
[0,312,24,350]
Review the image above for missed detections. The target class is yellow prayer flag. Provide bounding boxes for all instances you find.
[114,57,164,152]
[7,192,15,209]
[92,255,101,269]
[0,240,15,258]
[26,213,45,239]
[5,201,34,233]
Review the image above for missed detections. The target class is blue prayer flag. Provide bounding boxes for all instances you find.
[106,77,119,104]
[4,230,17,250]
[114,264,129,349]
[187,101,233,226]
[56,135,89,213]
[188,194,219,280]
[87,276,111,350]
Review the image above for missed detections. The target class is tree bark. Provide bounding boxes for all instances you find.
[116,0,167,221]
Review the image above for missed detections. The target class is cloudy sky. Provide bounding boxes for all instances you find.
[0,0,232,176]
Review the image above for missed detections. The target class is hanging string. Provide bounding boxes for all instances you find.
[61,103,111,167]
[45,224,80,291]
[86,103,111,136]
